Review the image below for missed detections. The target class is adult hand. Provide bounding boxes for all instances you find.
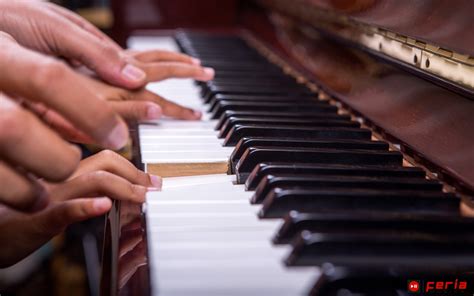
[0,93,81,212]
[0,32,129,150]
[25,72,206,143]
[0,1,214,89]
[0,0,144,89]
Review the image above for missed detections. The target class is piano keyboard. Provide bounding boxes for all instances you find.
[129,33,474,295]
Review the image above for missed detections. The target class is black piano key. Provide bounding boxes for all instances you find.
[218,113,350,133]
[176,33,247,44]
[197,75,298,87]
[205,79,302,90]
[286,231,474,268]
[208,94,316,111]
[189,53,264,62]
[230,138,386,172]
[210,71,292,81]
[200,62,281,72]
[251,174,443,204]
[205,76,298,86]
[192,53,264,60]
[184,39,253,46]
[219,118,359,139]
[183,45,254,53]
[275,211,474,245]
[308,267,472,296]
[199,59,276,67]
[225,125,369,148]
[204,86,315,104]
[180,43,253,52]
[212,102,335,119]
[203,83,309,95]
[309,267,408,296]
[259,188,459,218]
[215,110,349,130]
[245,163,425,190]
[235,146,399,181]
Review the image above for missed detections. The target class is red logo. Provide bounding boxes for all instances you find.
[408,280,420,293]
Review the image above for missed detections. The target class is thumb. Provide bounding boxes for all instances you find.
[42,197,112,233]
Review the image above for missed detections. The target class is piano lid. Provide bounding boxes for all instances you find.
[257,0,474,96]
[259,0,474,57]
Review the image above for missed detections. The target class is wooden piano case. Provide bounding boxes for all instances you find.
[102,1,474,295]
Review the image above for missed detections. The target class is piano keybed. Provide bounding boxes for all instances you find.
[131,33,474,295]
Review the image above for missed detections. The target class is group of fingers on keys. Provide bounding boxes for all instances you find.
[0,1,214,268]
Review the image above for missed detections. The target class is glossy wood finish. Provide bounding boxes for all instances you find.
[111,0,240,46]
[101,127,151,296]
[102,2,474,295]
[240,12,474,194]
[259,0,474,57]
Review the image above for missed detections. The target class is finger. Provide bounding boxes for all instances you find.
[0,162,49,212]
[73,150,162,189]
[44,3,145,88]
[136,91,202,120]
[108,100,162,122]
[0,95,82,181]
[51,171,148,203]
[49,17,147,89]
[43,197,112,231]
[25,102,93,144]
[0,2,144,89]
[0,39,130,149]
[131,50,200,65]
[45,3,122,51]
[140,62,214,82]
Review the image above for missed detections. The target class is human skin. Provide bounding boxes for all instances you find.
[0,149,162,267]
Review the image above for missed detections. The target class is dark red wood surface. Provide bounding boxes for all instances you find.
[111,0,241,46]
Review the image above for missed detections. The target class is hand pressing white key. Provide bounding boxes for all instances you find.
[0,34,129,150]
[0,1,214,89]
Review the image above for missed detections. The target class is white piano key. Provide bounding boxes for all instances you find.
[140,143,226,152]
[128,36,179,51]
[139,136,223,145]
[141,129,218,136]
[139,120,218,129]
[147,212,280,230]
[132,36,318,296]
[149,223,281,233]
[161,174,237,188]
[141,152,230,162]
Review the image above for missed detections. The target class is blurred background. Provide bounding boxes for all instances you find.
[52,0,113,32]
[53,0,240,46]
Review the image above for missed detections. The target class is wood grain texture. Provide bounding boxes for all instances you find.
[146,162,229,177]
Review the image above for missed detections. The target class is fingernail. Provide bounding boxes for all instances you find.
[191,58,201,65]
[193,110,202,119]
[93,198,112,213]
[122,64,146,82]
[147,187,161,192]
[105,122,129,150]
[146,104,162,120]
[149,174,162,189]
[203,67,215,78]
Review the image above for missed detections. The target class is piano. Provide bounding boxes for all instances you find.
[102,1,474,295]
